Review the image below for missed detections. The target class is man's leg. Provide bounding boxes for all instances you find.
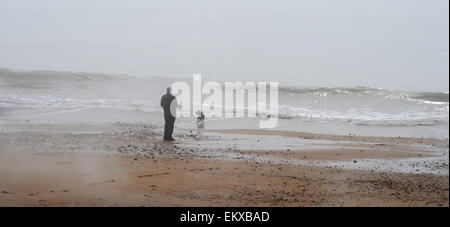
[167,118,175,139]
[163,116,170,140]
[163,116,175,140]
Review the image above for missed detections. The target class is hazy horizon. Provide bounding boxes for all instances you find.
[1,0,448,92]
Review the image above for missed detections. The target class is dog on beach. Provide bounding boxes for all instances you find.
[196,111,205,129]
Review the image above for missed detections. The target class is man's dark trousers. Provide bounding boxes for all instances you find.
[164,115,175,140]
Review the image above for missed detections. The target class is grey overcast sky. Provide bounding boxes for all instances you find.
[0,0,448,91]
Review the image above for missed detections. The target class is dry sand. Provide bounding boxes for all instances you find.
[0,121,448,207]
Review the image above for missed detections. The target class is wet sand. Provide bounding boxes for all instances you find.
[204,129,448,146]
[0,120,448,206]
[0,152,448,206]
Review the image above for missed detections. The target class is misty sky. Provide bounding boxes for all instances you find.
[0,0,448,91]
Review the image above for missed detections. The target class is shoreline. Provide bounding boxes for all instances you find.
[203,129,449,145]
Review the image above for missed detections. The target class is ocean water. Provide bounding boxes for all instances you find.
[0,68,448,134]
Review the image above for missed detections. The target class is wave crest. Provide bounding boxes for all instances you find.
[278,84,449,103]
[0,68,133,81]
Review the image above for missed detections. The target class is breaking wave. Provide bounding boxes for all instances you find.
[1,68,448,127]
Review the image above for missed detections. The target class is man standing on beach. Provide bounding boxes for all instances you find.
[160,87,177,141]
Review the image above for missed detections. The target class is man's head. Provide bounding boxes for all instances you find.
[166,87,171,94]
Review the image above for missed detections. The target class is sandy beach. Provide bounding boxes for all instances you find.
[0,107,448,207]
